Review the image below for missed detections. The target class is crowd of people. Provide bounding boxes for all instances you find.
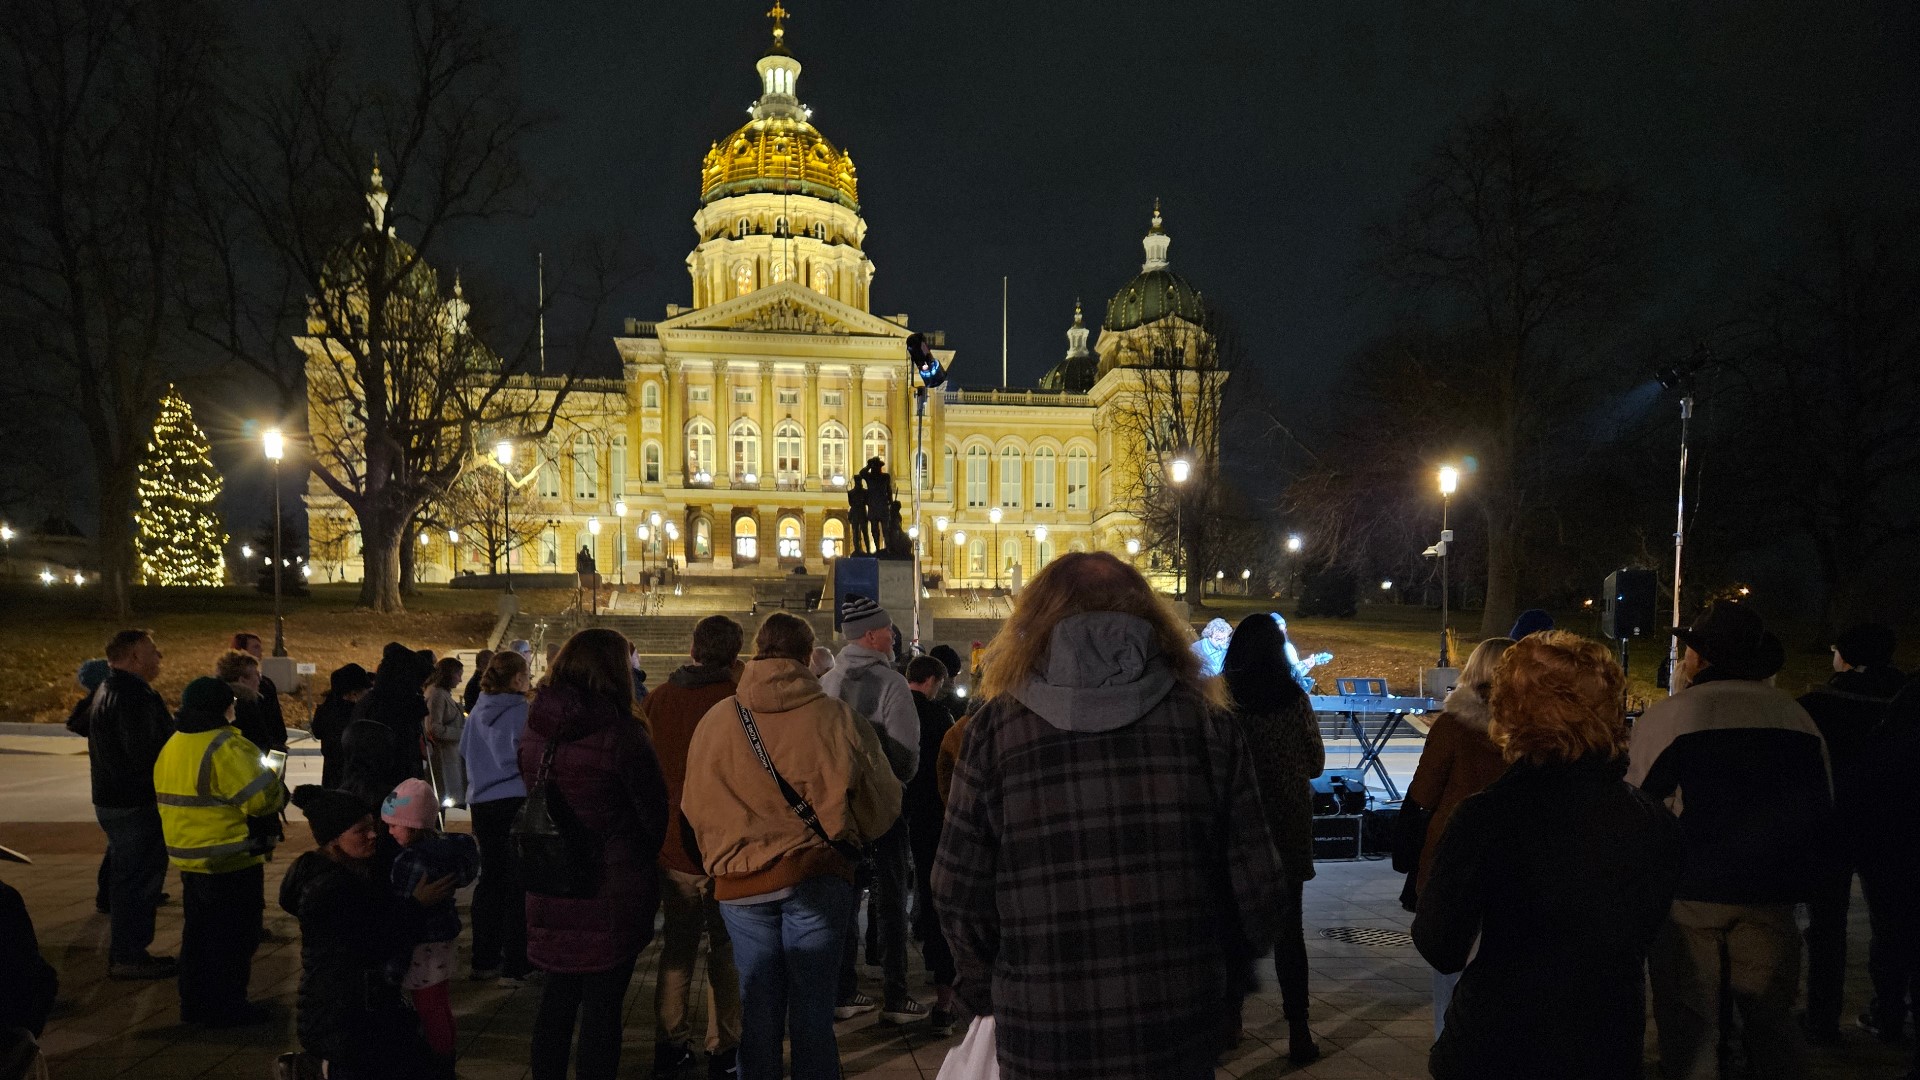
[7,563,1918,1080]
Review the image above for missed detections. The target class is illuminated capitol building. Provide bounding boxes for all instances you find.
[305,8,1221,587]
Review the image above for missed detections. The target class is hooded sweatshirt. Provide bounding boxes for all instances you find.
[683,657,902,902]
[461,690,529,805]
[641,663,739,876]
[1405,681,1510,892]
[932,611,1286,1080]
[821,641,921,783]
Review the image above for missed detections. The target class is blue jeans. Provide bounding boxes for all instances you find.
[95,804,166,962]
[720,875,856,1080]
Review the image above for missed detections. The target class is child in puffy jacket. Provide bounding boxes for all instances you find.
[380,779,480,1073]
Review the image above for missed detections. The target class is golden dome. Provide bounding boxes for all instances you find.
[700,118,859,211]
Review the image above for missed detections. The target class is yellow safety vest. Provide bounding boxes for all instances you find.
[153,726,288,874]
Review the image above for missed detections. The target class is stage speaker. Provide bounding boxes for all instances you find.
[1604,568,1657,640]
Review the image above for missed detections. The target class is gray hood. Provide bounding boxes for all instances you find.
[1012,612,1177,733]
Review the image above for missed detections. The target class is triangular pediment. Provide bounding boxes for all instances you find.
[660,282,908,338]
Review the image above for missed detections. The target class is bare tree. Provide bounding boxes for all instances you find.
[199,0,630,611]
[0,0,226,616]
[1300,94,1642,635]
[1101,317,1235,607]
[420,462,544,575]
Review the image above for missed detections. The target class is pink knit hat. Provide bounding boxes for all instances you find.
[380,778,438,829]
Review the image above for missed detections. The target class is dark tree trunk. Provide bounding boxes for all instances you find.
[356,507,404,613]
[96,467,137,619]
[1479,506,1520,639]
[398,521,419,597]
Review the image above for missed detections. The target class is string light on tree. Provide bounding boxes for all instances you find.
[136,387,229,586]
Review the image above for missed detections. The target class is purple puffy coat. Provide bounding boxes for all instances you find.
[518,683,669,974]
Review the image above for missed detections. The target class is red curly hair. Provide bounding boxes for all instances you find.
[1487,631,1628,765]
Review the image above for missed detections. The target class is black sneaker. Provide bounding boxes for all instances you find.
[706,1046,738,1079]
[109,954,178,980]
[880,998,929,1025]
[927,1007,957,1037]
[834,992,877,1020]
[652,1040,696,1075]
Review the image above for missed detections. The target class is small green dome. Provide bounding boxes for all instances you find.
[1102,268,1206,332]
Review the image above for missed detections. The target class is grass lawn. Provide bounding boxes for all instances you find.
[0,583,500,726]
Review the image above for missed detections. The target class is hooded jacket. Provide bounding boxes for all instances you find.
[641,663,739,876]
[86,668,176,808]
[1406,682,1511,893]
[153,705,288,874]
[932,612,1287,1080]
[682,657,902,902]
[1799,665,1905,837]
[278,850,432,1066]
[821,641,921,784]
[517,683,669,974]
[461,690,529,805]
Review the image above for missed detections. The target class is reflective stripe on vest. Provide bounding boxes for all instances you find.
[156,792,226,808]
[196,729,234,798]
[165,837,256,861]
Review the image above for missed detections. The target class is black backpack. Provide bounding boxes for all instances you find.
[510,732,603,898]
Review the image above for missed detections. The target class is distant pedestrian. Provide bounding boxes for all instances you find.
[155,676,288,1026]
[381,778,480,1074]
[463,649,494,713]
[1798,623,1905,1044]
[1191,617,1233,678]
[423,658,466,809]
[1222,612,1325,1063]
[462,650,534,984]
[88,629,177,980]
[1403,636,1517,1034]
[641,615,746,1079]
[934,552,1287,1080]
[520,629,669,1080]
[808,645,835,678]
[1506,609,1554,640]
[1415,632,1683,1080]
[822,596,925,1026]
[229,633,289,751]
[217,649,283,761]
[681,612,902,1080]
[1630,601,1833,1080]
[311,664,373,790]
[355,643,429,777]
[902,656,959,1035]
[281,785,450,1078]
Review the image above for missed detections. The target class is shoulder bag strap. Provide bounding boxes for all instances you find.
[734,700,839,850]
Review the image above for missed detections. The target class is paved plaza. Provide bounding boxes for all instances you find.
[2,729,1905,1079]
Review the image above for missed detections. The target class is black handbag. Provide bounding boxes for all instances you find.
[1391,800,1431,875]
[734,701,865,863]
[510,733,603,898]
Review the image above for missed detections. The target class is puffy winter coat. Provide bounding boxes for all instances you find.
[278,850,431,1068]
[154,707,288,873]
[517,683,669,974]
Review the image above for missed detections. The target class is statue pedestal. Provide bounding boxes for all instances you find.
[826,556,927,643]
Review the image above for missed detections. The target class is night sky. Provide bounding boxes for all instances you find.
[195,0,1913,521]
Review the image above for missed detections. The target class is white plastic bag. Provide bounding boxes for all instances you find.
[935,1014,1001,1080]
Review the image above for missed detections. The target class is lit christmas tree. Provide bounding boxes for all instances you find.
[136,387,229,585]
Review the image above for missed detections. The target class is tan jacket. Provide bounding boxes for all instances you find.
[682,657,902,901]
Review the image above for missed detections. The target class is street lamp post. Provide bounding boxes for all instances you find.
[1168,456,1192,599]
[935,515,949,583]
[1242,568,1251,596]
[988,507,1003,590]
[1438,465,1460,668]
[952,530,967,584]
[649,512,663,578]
[262,429,286,657]
[614,501,628,585]
[495,441,515,593]
[1032,525,1047,574]
[637,524,651,580]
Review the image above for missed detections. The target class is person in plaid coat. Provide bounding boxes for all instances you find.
[933,552,1288,1080]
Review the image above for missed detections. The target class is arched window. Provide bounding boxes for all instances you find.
[774,215,789,237]
[1032,447,1057,508]
[777,516,803,559]
[734,515,758,561]
[810,221,827,241]
[775,421,803,480]
[642,441,662,484]
[572,435,598,501]
[735,217,750,239]
[734,260,754,297]
[818,422,848,483]
[968,537,986,576]
[943,444,956,492]
[1066,447,1091,509]
[537,450,561,499]
[915,449,929,489]
[609,435,627,498]
[1002,538,1020,576]
[686,420,715,478]
[862,423,889,467]
[642,382,660,410]
[999,446,1022,507]
[540,527,558,568]
[771,259,794,285]
[822,517,846,557]
[692,516,712,560]
[730,420,760,481]
[964,445,989,508]
[810,264,831,293]
[1036,539,1053,568]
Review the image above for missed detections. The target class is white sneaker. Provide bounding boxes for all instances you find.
[834,992,877,1020]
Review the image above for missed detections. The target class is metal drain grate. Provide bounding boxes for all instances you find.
[1319,926,1416,948]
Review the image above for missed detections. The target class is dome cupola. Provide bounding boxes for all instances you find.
[699,4,859,211]
[1102,200,1206,332]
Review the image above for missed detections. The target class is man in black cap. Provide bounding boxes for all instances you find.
[1797,623,1905,1044]
[1628,600,1833,1080]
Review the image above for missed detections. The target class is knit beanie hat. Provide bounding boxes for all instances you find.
[841,594,890,638]
[1508,609,1556,640]
[77,658,111,693]
[292,786,373,846]
[380,778,439,830]
[329,662,373,696]
[1835,623,1897,670]
[180,676,236,717]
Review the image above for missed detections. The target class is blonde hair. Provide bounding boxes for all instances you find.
[1457,637,1517,699]
[1487,631,1628,765]
[978,552,1218,706]
[215,649,260,682]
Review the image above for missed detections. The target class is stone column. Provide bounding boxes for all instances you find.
[848,363,865,472]
[803,362,821,486]
[664,357,683,487]
[759,360,776,483]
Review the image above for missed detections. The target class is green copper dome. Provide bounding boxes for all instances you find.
[1102,268,1206,332]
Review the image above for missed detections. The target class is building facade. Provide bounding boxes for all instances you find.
[306,11,1218,587]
